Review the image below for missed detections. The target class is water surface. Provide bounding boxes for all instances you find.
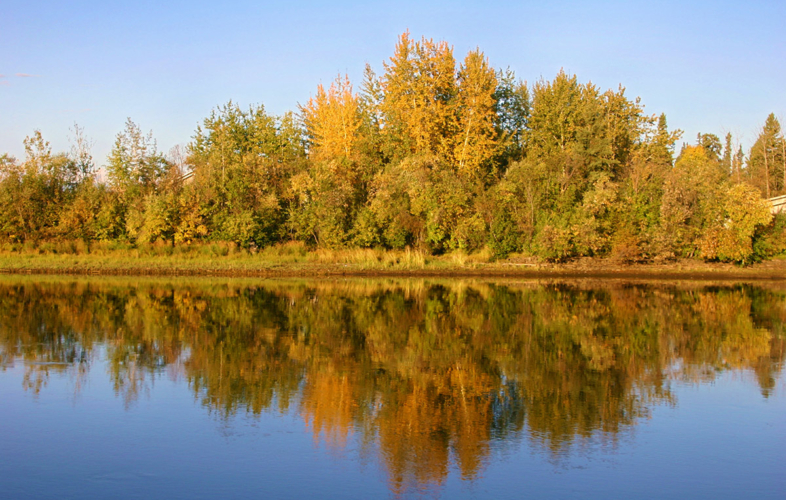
[0,277,784,499]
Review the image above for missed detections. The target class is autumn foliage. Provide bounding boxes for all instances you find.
[0,32,783,263]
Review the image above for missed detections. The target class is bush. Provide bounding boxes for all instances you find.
[753,213,786,260]
[698,183,772,264]
[487,211,520,259]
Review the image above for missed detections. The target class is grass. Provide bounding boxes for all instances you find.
[0,239,513,275]
[0,239,784,278]
[0,240,446,274]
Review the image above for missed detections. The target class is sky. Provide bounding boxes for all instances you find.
[2,0,784,167]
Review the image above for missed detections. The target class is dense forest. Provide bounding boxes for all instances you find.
[1,32,785,263]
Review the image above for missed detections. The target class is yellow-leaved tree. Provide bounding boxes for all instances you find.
[453,49,498,180]
[698,182,772,263]
[301,75,362,164]
[381,31,457,162]
[294,75,366,247]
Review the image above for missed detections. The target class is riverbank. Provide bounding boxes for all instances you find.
[1,243,785,279]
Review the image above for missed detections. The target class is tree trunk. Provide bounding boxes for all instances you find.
[781,138,785,195]
[764,142,770,198]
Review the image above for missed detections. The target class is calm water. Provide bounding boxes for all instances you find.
[0,277,784,499]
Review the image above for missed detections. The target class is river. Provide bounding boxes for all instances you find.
[0,277,783,499]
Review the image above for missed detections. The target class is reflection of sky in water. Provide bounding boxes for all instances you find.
[2,355,390,500]
[2,357,783,499]
[0,279,784,499]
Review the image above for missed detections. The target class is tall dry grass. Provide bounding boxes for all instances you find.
[0,239,504,273]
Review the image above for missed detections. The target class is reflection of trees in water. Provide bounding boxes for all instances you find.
[0,278,784,491]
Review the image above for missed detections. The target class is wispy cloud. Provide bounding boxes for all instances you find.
[0,74,6,78]
[0,81,9,86]
[15,73,41,78]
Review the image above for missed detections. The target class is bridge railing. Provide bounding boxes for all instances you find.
[769,194,786,215]
[178,171,194,184]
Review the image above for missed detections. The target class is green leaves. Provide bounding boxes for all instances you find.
[0,32,782,264]
[186,102,306,247]
[107,119,169,201]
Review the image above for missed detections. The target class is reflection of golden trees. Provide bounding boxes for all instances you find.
[375,372,496,492]
[301,369,360,448]
[0,277,784,492]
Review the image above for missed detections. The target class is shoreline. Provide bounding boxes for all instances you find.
[2,253,785,280]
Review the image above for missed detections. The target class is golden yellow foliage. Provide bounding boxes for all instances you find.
[698,182,773,263]
[381,31,458,161]
[302,75,362,162]
[454,49,498,178]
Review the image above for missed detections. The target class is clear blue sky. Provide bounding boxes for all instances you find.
[2,0,784,166]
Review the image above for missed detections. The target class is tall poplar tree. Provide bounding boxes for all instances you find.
[454,49,499,181]
[302,75,362,163]
[380,32,458,162]
[747,114,785,198]
[107,119,169,201]
[294,75,369,247]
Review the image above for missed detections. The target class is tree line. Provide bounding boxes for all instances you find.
[1,32,784,263]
